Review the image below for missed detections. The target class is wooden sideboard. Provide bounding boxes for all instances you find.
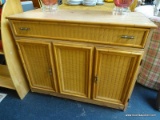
[7,8,156,110]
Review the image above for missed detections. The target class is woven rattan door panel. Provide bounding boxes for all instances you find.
[54,43,93,98]
[93,47,143,108]
[17,40,57,92]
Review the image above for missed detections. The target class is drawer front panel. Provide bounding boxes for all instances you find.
[12,20,149,48]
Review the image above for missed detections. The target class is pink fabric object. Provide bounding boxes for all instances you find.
[135,6,160,90]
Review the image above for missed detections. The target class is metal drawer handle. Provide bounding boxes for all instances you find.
[19,27,30,31]
[121,35,134,39]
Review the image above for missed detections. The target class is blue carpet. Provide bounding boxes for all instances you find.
[0,83,159,120]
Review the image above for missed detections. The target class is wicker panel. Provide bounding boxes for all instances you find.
[54,43,93,98]
[17,40,56,91]
[12,20,148,48]
[93,48,142,104]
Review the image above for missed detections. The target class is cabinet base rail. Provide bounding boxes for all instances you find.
[31,88,126,111]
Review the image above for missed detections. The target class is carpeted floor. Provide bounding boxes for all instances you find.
[0,83,159,120]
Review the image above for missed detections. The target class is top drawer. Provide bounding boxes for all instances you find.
[10,20,150,48]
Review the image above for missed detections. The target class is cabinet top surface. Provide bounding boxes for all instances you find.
[7,8,156,28]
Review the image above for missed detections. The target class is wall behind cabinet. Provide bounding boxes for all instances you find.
[21,0,40,8]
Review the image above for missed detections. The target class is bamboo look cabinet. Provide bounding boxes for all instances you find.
[0,0,29,99]
[7,8,156,110]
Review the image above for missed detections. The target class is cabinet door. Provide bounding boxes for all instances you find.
[17,40,57,92]
[54,43,93,98]
[93,47,143,108]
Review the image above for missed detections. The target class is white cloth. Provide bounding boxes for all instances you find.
[135,5,160,22]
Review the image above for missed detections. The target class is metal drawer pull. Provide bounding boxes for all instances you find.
[19,27,30,31]
[121,35,134,39]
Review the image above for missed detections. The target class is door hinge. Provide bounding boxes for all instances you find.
[94,76,98,83]
[48,68,52,75]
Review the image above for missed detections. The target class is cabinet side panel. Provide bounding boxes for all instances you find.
[1,0,29,99]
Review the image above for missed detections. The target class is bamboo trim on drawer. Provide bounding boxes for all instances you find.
[11,20,150,48]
